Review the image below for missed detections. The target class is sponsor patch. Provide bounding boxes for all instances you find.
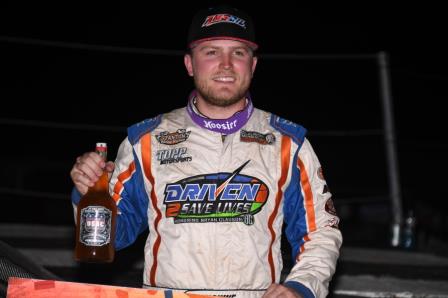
[203,119,238,131]
[317,167,325,180]
[277,118,300,128]
[163,160,269,225]
[156,147,192,165]
[202,14,246,29]
[325,197,338,216]
[327,217,340,229]
[156,129,191,145]
[240,130,276,145]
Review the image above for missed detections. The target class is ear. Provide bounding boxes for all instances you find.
[184,54,194,77]
[251,56,258,77]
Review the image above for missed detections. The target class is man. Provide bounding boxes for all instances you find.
[70,5,342,298]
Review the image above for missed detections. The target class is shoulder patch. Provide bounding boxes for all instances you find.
[127,115,162,145]
[270,114,307,147]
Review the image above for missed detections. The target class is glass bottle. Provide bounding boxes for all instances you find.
[74,142,117,262]
[402,210,417,250]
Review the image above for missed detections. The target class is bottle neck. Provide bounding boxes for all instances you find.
[97,149,107,160]
[89,171,109,192]
[89,145,109,192]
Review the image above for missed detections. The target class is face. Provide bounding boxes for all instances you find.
[184,39,258,107]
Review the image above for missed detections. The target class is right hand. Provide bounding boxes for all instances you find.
[70,152,115,195]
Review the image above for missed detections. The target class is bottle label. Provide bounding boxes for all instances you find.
[79,206,112,246]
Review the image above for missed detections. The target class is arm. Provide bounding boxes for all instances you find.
[282,139,343,298]
[70,137,150,250]
[70,150,115,220]
[108,137,150,250]
[70,151,115,198]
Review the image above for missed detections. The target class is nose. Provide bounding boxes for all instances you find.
[220,53,232,70]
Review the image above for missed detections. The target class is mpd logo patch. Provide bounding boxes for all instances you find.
[240,130,276,145]
[163,160,269,225]
[156,129,191,145]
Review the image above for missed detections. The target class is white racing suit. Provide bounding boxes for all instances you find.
[72,105,342,298]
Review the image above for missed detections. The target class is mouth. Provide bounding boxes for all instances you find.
[212,76,236,83]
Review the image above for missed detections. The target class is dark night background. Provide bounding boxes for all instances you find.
[1,1,447,257]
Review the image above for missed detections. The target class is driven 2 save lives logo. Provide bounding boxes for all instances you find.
[163,161,269,225]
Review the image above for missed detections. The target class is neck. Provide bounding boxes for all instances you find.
[195,96,246,119]
[187,91,254,134]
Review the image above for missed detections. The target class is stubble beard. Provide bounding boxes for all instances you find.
[194,77,250,108]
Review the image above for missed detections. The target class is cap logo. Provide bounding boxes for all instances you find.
[202,14,246,29]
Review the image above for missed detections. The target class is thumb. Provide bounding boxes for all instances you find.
[105,161,115,173]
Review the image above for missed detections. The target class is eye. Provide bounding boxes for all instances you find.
[234,49,247,57]
[205,50,217,56]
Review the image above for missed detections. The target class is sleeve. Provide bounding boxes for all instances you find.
[283,138,343,298]
[109,137,150,250]
[70,188,82,223]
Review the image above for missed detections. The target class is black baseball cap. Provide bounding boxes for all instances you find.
[187,5,258,50]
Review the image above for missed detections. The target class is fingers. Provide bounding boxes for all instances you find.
[70,169,91,195]
[82,152,105,176]
[105,161,115,173]
[263,284,280,298]
[262,284,302,298]
[70,152,112,195]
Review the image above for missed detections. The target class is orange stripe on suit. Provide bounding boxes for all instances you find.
[112,161,136,203]
[141,133,162,286]
[267,135,291,282]
[297,158,316,258]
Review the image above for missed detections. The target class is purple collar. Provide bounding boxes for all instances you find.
[186,90,254,134]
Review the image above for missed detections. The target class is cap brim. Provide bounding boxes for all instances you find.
[189,36,258,51]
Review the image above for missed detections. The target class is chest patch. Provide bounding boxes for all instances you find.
[156,129,191,145]
[156,147,192,165]
[240,130,276,145]
[163,160,269,225]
